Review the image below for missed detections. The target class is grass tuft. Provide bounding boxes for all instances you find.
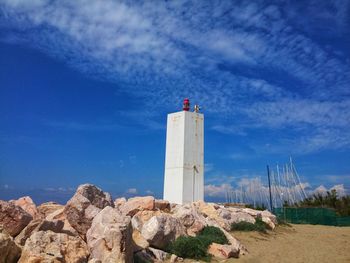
[167,226,228,261]
[231,217,268,233]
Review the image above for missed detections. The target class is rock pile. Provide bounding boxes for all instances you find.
[0,184,277,262]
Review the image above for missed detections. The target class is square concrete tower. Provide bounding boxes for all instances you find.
[163,110,204,204]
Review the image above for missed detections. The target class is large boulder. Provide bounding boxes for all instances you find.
[86,206,133,263]
[131,210,162,232]
[260,210,278,225]
[208,242,239,259]
[0,227,21,263]
[141,214,186,250]
[18,230,89,263]
[45,208,80,236]
[193,201,230,231]
[114,197,126,210]
[37,202,64,218]
[241,208,277,229]
[0,200,32,237]
[147,247,169,261]
[155,199,170,211]
[64,184,113,238]
[172,204,206,236]
[15,218,65,246]
[205,217,246,256]
[120,196,155,217]
[227,211,256,225]
[10,196,39,219]
[131,210,162,251]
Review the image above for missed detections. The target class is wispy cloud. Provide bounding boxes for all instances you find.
[1,0,349,154]
[126,188,137,194]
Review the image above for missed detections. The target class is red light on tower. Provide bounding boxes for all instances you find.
[183,98,190,111]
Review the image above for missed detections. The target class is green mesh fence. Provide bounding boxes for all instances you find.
[274,207,350,226]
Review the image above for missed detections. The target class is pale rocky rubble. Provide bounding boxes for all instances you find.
[0,184,278,262]
[0,200,33,237]
[208,242,239,259]
[172,203,207,236]
[0,227,21,263]
[10,196,39,219]
[141,213,186,250]
[64,184,114,238]
[119,195,155,216]
[18,230,89,263]
[86,206,133,263]
[37,201,64,218]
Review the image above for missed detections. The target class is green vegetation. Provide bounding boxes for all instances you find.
[297,190,350,216]
[245,203,267,211]
[133,253,152,263]
[168,226,228,261]
[231,217,269,233]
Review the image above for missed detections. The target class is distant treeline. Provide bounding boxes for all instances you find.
[288,189,350,216]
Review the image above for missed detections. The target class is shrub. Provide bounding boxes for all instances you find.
[198,226,228,245]
[167,236,209,261]
[168,226,228,261]
[231,217,268,233]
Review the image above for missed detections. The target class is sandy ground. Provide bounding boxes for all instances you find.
[231,224,350,263]
[180,224,350,263]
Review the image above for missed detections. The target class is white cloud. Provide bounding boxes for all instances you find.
[126,188,137,194]
[205,183,233,197]
[145,190,154,195]
[204,163,214,173]
[1,0,350,154]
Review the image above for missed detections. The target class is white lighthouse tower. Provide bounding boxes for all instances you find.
[163,99,204,204]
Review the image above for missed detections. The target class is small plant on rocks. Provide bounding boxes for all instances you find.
[168,226,229,261]
[231,217,269,233]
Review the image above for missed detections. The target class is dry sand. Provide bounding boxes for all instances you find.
[230,224,350,263]
[179,224,350,263]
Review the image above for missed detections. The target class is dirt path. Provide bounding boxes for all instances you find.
[230,224,350,263]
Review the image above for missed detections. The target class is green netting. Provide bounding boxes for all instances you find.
[274,207,350,226]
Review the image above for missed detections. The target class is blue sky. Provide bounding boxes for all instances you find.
[0,0,349,204]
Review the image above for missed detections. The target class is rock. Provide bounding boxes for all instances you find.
[208,242,239,259]
[141,214,186,250]
[64,184,113,238]
[37,202,64,218]
[86,206,133,263]
[193,201,230,231]
[170,254,184,262]
[172,204,206,236]
[131,210,161,251]
[46,208,80,236]
[134,250,154,263]
[45,207,65,221]
[0,227,21,263]
[0,200,33,237]
[205,217,246,255]
[261,216,276,229]
[132,230,149,250]
[18,230,89,263]
[14,219,41,246]
[15,218,65,246]
[120,196,155,217]
[241,207,260,217]
[147,247,169,262]
[10,196,39,219]
[260,210,278,224]
[155,199,170,211]
[131,210,161,232]
[230,211,256,224]
[114,197,126,209]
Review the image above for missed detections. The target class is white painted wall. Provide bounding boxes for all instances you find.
[163,111,204,204]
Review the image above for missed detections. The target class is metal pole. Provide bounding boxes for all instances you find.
[267,165,273,212]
